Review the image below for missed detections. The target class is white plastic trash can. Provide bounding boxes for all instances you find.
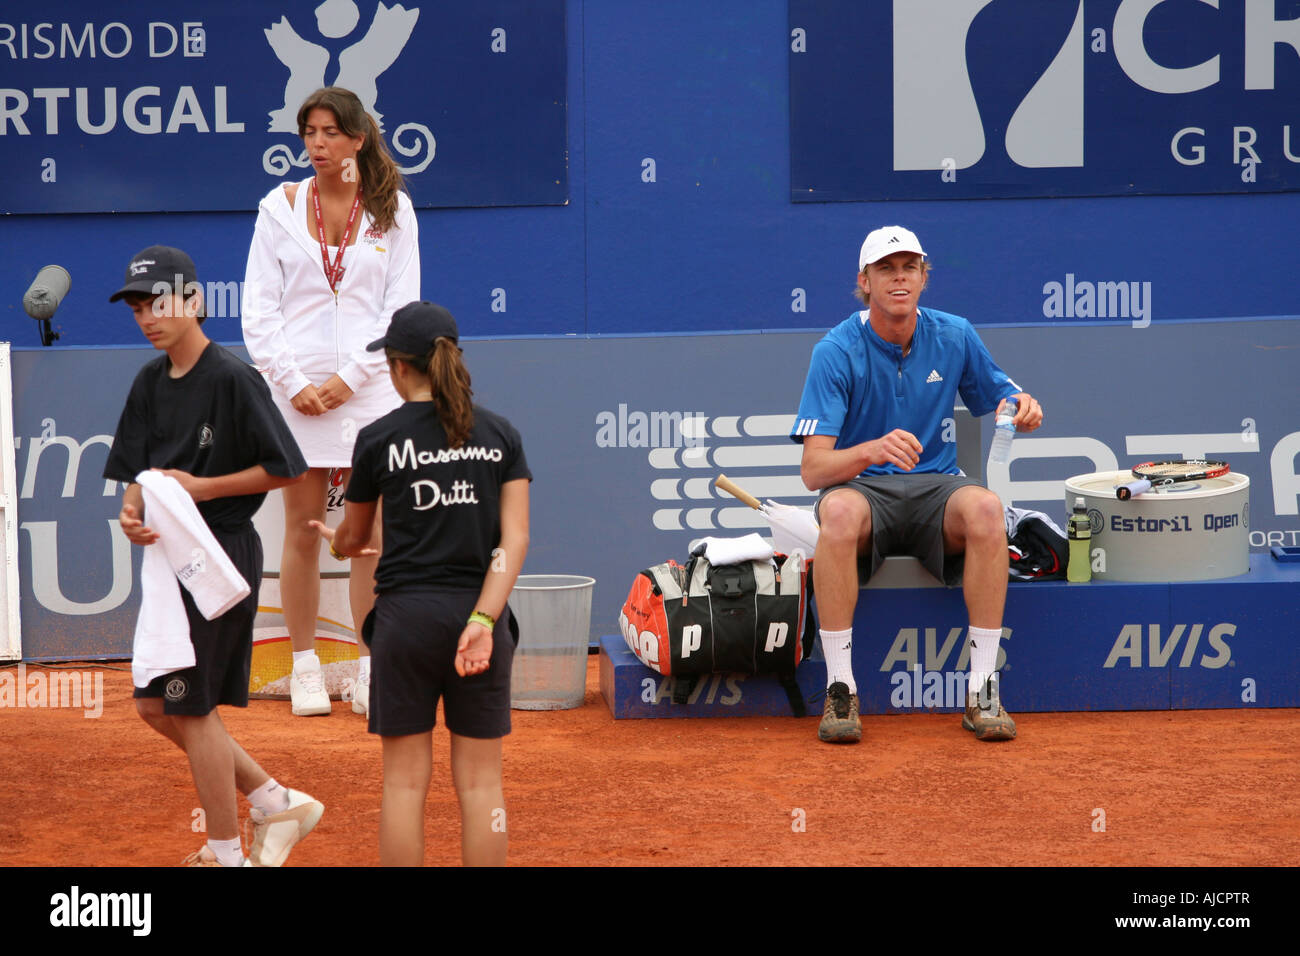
[508,574,595,710]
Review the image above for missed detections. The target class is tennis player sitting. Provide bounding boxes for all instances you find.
[313,301,531,866]
[104,246,323,866]
[790,227,1043,744]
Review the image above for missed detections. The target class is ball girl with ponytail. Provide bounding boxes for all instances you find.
[311,301,531,866]
[242,87,421,719]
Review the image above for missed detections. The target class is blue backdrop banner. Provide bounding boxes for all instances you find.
[0,0,567,212]
[790,0,1300,200]
[12,320,1300,659]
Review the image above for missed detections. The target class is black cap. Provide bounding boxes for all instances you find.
[366,301,459,353]
[109,246,198,303]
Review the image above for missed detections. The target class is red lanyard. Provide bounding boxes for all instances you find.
[311,180,363,296]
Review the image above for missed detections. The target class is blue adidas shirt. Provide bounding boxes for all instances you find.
[790,308,1020,476]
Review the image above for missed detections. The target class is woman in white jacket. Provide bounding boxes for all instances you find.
[242,86,420,718]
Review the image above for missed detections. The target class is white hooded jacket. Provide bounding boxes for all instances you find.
[241,178,420,464]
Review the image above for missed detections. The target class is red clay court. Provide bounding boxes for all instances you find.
[3,659,1297,867]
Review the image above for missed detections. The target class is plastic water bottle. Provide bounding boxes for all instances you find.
[987,397,1018,467]
[1067,497,1092,583]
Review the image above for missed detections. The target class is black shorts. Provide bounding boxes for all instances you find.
[366,587,519,739]
[815,473,983,586]
[133,526,263,716]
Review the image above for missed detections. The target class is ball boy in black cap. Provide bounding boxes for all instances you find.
[104,246,322,866]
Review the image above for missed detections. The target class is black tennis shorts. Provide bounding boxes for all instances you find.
[366,587,519,739]
[815,473,984,586]
[133,526,262,716]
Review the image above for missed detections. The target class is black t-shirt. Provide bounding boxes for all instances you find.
[103,342,308,532]
[346,402,531,592]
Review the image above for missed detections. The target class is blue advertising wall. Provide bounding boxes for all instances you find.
[6,0,1300,346]
[13,321,1300,660]
[2,1,1298,664]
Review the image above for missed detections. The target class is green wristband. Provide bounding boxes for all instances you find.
[468,611,496,630]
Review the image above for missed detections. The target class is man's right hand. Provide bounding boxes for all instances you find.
[862,428,923,471]
[119,503,159,546]
[290,383,329,416]
[801,429,925,490]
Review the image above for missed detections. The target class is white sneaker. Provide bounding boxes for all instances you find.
[352,671,369,715]
[247,789,324,867]
[290,657,331,716]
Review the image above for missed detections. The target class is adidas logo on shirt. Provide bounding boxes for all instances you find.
[794,418,819,436]
[925,369,943,384]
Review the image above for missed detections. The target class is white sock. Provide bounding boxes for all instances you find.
[248,778,290,816]
[820,627,856,695]
[358,655,371,682]
[292,650,319,669]
[208,836,244,868]
[967,625,1003,697]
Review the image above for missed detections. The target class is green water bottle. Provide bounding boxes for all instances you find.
[1067,497,1091,583]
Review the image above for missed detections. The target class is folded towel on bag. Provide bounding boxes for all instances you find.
[688,533,775,566]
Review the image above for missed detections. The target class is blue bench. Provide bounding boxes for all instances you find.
[599,554,1300,718]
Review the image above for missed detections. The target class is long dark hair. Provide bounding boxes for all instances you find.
[297,87,407,233]
[388,338,474,448]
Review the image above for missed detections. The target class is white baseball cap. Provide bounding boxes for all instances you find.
[859,226,927,271]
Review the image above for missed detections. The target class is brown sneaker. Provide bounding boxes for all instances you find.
[818,681,862,743]
[962,675,1017,741]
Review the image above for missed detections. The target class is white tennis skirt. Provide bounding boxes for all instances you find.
[270,375,402,469]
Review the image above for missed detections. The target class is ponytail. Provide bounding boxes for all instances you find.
[387,338,474,448]
[428,338,474,448]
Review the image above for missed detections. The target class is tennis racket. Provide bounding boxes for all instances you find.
[1115,460,1229,500]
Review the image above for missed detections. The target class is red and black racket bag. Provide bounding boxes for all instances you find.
[618,551,815,715]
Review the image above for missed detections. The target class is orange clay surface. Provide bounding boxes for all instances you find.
[2,659,1298,867]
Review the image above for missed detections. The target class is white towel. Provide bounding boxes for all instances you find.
[131,472,252,688]
[133,544,196,688]
[688,533,775,566]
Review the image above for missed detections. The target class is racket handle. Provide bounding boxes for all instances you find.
[715,474,762,510]
[1116,478,1152,501]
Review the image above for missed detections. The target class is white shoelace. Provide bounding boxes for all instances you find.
[295,665,324,694]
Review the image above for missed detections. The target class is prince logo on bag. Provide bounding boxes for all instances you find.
[618,551,815,715]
